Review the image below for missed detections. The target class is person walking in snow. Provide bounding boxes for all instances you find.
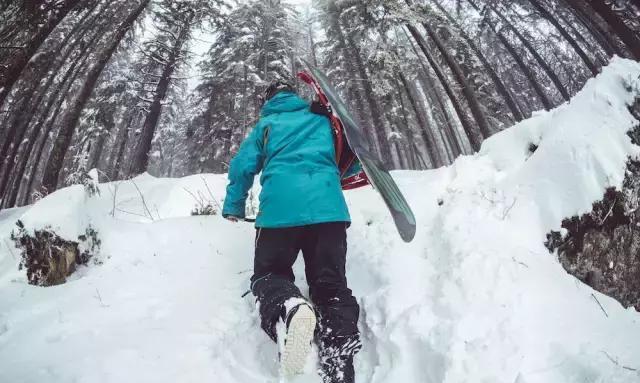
[222,80,361,382]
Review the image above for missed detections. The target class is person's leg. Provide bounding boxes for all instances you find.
[251,226,305,342]
[301,222,361,382]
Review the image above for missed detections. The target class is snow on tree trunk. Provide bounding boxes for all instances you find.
[587,0,640,60]
[129,12,194,176]
[40,0,150,194]
[0,0,82,108]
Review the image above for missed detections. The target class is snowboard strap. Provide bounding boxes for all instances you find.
[297,71,369,190]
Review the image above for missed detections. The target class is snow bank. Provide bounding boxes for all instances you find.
[1,58,640,383]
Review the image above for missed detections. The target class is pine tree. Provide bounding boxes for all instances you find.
[128,0,225,176]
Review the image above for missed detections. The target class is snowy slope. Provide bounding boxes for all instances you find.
[1,58,640,383]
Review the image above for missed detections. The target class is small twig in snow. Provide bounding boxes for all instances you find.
[107,181,121,218]
[95,288,109,308]
[130,180,154,221]
[591,293,609,317]
[512,257,529,268]
[95,170,121,218]
[478,190,498,204]
[3,238,17,261]
[599,197,617,226]
[184,187,206,207]
[114,207,152,219]
[502,198,517,220]
[601,350,638,371]
[201,177,222,210]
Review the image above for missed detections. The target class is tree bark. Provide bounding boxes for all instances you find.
[587,0,640,59]
[486,1,571,101]
[398,73,441,167]
[40,0,150,193]
[432,0,524,122]
[562,0,625,58]
[108,113,135,181]
[405,0,491,144]
[526,0,598,75]
[466,0,553,110]
[393,77,421,169]
[0,8,105,207]
[417,70,463,159]
[129,11,193,176]
[17,41,97,206]
[323,1,380,155]
[0,0,82,108]
[332,7,393,165]
[405,24,482,151]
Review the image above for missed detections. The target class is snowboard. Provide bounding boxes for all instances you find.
[297,61,417,243]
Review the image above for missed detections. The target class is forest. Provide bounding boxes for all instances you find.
[0,0,639,209]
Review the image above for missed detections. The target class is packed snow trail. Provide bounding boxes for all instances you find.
[1,58,640,383]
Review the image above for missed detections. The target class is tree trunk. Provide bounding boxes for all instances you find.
[398,73,440,167]
[40,0,150,193]
[562,0,625,58]
[432,0,524,122]
[526,0,598,75]
[108,113,135,181]
[0,10,105,207]
[485,1,571,101]
[393,77,421,170]
[325,1,378,155]
[86,131,108,171]
[347,43,394,166]
[0,0,82,108]
[129,11,193,176]
[417,70,463,159]
[405,24,482,152]
[587,0,640,59]
[17,42,96,206]
[466,0,553,111]
[555,4,609,65]
[405,0,491,142]
[334,16,392,163]
[402,26,466,157]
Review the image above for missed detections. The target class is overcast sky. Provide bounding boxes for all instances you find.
[288,0,312,7]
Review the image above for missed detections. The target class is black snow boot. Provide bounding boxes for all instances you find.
[318,334,361,383]
[320,355,355,383]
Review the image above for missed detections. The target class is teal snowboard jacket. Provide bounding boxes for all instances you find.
[222,91,351,228]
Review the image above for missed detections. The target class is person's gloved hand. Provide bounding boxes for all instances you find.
[310,101,331,117]
[224,215,241,222]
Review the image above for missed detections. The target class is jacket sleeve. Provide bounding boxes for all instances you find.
[222,123,265,219]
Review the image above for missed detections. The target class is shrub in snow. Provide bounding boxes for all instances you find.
[190,203,217,216]
[10,221,101,286]
[546,103,640,311]
[186,188,220,216]
[66,168,101,197]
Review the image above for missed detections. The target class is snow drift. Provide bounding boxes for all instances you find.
[1,58,640,383]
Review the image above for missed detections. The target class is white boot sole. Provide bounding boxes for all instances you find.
[280,304,316,377]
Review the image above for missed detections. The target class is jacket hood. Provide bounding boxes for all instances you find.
[261,92,309,117]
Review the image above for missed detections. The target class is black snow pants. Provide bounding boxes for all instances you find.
[250,222,361,357]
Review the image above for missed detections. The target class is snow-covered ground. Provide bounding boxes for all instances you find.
[1,58,640,383]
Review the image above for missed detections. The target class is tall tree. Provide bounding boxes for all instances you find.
[129,0,225,176]
[586,0,640,59]
[0,0,84,107]
[40,0,151,194]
